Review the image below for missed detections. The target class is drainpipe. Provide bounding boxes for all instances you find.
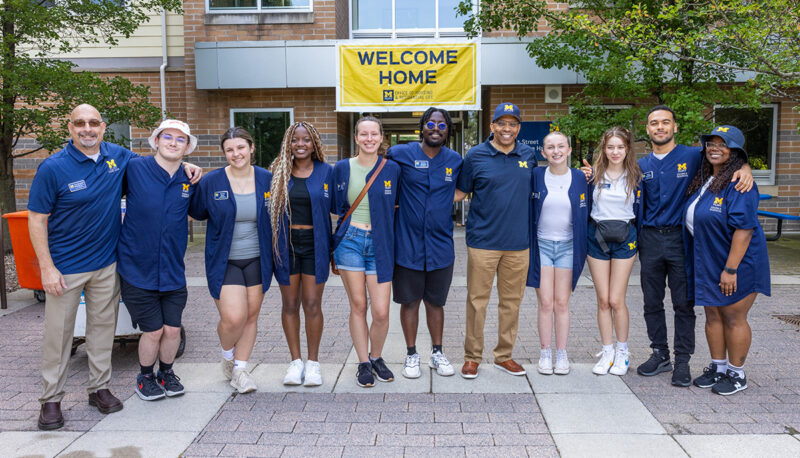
[159,8,168,120]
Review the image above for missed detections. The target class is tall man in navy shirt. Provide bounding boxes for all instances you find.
[637,106,752,387]
[455,103,535,379]
[388,108,463,379]
[117,120,197,401]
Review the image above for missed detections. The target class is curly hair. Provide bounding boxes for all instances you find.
[418,107,453,144]
[268,121,326,259]
[686,150,747,196]
[353,115,387,156]
[591,126,642,199]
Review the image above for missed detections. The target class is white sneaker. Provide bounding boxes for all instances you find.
[283,359,304,386]
[592,348,615,375]
[230,367,257,393]
[221,358,234,380]
[554,349,570,375]
[402,353,421,379]
[609,349,630,376]
[429,350,455,376]
[303,361,322,387]
[538,349,553,375]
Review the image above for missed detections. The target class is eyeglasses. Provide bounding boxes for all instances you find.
[705,142,728,150]
[161,133,188,144]
[425,121,447,131]
[71,119,102,128]
[494,120,520,128]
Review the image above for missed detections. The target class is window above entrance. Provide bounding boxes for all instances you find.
[351,0,476,38]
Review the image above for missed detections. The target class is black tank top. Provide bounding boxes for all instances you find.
[289,176,313,225]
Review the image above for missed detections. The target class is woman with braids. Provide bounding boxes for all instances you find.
[332,116,401,388]
[189,127,273,394]
[269,122,333,387]
[683,125,769,396]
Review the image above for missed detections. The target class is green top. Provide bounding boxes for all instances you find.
[348,157,372,225]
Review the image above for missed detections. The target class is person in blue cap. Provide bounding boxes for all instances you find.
[455,102,535,379]
[683,125,770,396]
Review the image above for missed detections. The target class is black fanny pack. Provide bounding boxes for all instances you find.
[594,219,631,253]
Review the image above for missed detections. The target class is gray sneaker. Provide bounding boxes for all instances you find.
[221,358,234,380]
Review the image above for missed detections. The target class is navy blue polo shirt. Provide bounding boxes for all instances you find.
[638,144,701,228]
[117,156,194,292]
[273,160,334,286]
[331,157,401,284]
[388,142,463,271]
[28,141,134,275]
[188,167,274,300]
[456,137,536,251]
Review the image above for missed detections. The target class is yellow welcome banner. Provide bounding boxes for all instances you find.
[337,41,480,112]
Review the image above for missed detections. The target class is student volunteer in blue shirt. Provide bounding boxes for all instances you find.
[585,127,642,377]
[635,105,752,387]
[332,116,400,388]
[455,103,534,379]
[683,126,770,396]
[388,108,462,380]
[189,127,273,394]
[527,131,588,376]
[118,119,197,401]
[269,121,333,388]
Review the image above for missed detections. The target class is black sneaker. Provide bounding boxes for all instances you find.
[671,361,691,387]
[136,373,165,401]
[637,349,672,376]
[370,357,395,382]
[356,362,374,388]
[712,370,748,396]
[693,363,724,388]
[157,369,185,397]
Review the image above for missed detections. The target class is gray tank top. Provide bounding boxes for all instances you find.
[228,192,260,260]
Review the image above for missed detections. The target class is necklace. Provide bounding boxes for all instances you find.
[606,170,624,183]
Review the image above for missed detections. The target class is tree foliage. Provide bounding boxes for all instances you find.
[0,0,182,219]
[457,0,798,159]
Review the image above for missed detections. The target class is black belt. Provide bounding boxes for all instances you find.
[645,226,682,234]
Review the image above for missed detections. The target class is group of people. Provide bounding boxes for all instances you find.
[28,101,770,431]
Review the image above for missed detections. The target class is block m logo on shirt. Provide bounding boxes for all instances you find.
[518,161,528,168]
[677,163,687,171]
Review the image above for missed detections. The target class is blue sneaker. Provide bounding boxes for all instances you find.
[370,357,394,382]
[712,370,747,396]
[356,362,374,388]
[157,369,185,397]
[136,373,165,401]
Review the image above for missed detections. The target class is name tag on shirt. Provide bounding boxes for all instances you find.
[600,183,612,189]
[643,171,654,181]
[68,180,87,192]
[214,191,229,200]
[414,160,429,169]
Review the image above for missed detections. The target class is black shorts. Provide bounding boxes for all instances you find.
[120,277,187,333]
[392,263,455,307]
[223,257,262,287]
[290,228,316,277]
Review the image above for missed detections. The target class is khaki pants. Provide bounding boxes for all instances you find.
[40,263,120,403]
[464,247,529,363]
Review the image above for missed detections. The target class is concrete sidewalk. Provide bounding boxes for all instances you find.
[1,235,800,457]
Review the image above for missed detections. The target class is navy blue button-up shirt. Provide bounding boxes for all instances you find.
[639,144,701,228]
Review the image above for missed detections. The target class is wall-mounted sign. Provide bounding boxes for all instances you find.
[336,40,480,112]
[518,121,555,162]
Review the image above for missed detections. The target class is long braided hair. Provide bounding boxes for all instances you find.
[268,121,326,259]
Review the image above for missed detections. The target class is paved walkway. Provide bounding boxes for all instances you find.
[2,232,800,456]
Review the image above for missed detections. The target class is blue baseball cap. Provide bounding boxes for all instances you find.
[492,102,521,123]
[700,125,747,160]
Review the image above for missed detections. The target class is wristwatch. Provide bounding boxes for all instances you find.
[723,266,738,274]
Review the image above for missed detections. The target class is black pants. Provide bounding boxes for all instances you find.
[639,227,696,362]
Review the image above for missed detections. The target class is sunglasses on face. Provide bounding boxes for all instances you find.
[161,133,188,144]
[71,119,102,128]
[425,121,447,131]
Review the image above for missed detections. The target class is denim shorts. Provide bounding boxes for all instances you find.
[538,238,573,269]
[333,226,377,275]
[587,220,637,260]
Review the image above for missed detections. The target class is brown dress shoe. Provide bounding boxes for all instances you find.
[461,361,479,379]
[38,402,64,430]
[89,389,123,414]
[494,359,527,376]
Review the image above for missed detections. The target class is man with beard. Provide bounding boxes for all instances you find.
[28,105,201,429]
[387,107,462,379]
[636,105,752,387]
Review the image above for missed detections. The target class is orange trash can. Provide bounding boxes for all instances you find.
[3,211,44,291]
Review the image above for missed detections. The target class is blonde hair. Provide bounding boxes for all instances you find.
[353,116,387,156]
[592,126,642,198]
[268,121,326,259]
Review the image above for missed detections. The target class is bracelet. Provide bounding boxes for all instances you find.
[723,266,738,274]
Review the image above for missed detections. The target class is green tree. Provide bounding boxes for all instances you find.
[0,0,182,226]
[457,0,795,160]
